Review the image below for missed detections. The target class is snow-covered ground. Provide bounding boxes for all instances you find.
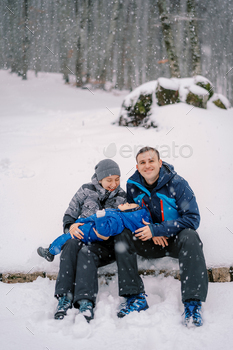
[0,70,233,349]
[2,275,233,350]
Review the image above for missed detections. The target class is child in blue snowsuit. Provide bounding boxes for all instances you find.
[37,203,151,262]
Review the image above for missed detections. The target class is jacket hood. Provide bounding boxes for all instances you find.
[127,161,176,192]
[118,207,151,232]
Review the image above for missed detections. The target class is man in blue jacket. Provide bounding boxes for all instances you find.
[116,146,208,327]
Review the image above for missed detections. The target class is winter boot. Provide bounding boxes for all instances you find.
[78,299,94,323]
[37,246,54,262]
[117,293,149,318]
[54,295,72,320]
[183,300,203,327]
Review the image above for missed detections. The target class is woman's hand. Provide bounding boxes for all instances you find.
[69,223,84,239]
[93,228,110,240]
[134,218,153,241]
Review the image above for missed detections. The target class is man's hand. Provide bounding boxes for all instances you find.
[69,222,84,239]
[135,219,168,247]
[135,218,153,241]
[93,228,109,240]
[152,236,168,248]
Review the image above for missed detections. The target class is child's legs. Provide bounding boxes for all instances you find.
[49,232,72,255]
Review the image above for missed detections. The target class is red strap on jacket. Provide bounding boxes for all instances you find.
[142,198,152,220]
[160,199,165,222]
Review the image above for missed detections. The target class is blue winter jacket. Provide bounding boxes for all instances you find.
[49,207,151,255]
[127,162,200,238]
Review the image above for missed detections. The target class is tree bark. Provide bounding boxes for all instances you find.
[157,0,180,78]
[59,1,71,83]
[116,1,127,90]
[75,0,88,87]
[85,0,93,84]
[99,0,120,87]
[187,0,202,76]
[22,0,29,80]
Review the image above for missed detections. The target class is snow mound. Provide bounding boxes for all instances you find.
[158,77,179,91]
[123,81,157,107]
[194,75,212,85]
[215,93,231,109]
[189,84,209,96]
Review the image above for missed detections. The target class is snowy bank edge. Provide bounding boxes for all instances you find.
[1,266,232,284]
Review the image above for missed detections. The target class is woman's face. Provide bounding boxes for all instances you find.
[99,175,120,192]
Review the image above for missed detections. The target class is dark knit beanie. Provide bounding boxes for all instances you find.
[95,159,121,181]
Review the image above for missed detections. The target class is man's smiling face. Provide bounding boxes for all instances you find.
[136,150,162,185]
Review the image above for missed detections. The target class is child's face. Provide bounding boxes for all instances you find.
[99,175,120,192]
[118,203,139,211]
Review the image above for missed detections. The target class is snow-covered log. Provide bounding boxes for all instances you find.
[118,81,157,128]
[156,77,179,106]
[212,94,231,109]
[195,75,214,100]
[186,84,209,109]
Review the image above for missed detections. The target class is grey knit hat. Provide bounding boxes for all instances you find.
[95,159,121,181]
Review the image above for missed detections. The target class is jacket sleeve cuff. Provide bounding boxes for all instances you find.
[149,224,155,237]
[149,223,165,237]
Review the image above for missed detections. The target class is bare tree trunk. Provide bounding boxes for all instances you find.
[59,1,71,83]
[124,1,134,90]
[141,0,149,84]
[134,0,140,86]
[22,0,29,80]
[182,12,191,77]
[116,1,127,90]
[128,1,138,89]
[157,0,180,78]
[61,52,70,83]
[85,0,93,84]
[75,33,82,86]
[33,3,42,77]
[75,0,88,87]
[7,1,17,73]
[187,0,202,76]
[99,0,120,87]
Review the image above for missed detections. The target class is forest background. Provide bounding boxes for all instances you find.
[1,0,233,104]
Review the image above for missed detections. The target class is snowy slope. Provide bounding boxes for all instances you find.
[1,70,233,350]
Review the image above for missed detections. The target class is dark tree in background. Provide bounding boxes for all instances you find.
[157,0,181,78]
[22,0,29,79]
[187,0,201,76]
[0,0,232,103]
[99,0,120,87]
